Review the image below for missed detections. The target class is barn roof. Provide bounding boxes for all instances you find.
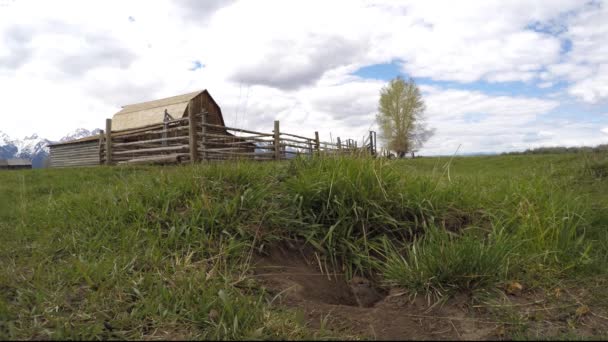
[48,135,100,147]
[112,89,223,131]
[50,89,227,147]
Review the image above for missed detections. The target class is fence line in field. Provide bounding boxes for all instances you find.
[99,111,377,165]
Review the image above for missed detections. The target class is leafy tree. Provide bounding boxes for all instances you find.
[376,77,434,157]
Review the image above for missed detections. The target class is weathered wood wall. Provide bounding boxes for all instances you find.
[49,140,100,168]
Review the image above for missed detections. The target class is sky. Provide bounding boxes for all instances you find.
[1,0,608,155]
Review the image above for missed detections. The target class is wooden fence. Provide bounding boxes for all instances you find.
[99,111,376,165]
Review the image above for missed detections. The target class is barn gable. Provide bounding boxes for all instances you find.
[111,89,225,131]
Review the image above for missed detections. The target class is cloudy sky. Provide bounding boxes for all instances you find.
[1,0,607,155]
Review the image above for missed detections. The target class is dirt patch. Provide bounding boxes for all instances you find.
[483,287,608,340]
[253,246,608,340]
[253,245,359,307]
[252,245,499,340]
[441,209,490,233]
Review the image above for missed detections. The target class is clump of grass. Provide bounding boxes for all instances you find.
[380,226,517,298]
[284,156,423,275]
[582,156,608,180]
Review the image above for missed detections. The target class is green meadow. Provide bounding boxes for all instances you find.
[1,153,607,340]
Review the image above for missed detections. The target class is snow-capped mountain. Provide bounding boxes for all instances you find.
[0,128,101,168]
[60,128,102,143]
[14,134,52,157]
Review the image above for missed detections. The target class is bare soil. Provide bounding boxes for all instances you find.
[254,247,608,340]
[253,245,500,340]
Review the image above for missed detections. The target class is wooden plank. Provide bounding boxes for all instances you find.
[202,122,274,136]
[51,142,99,151]
[98,131,104,165]
[50,160,101,166]
[281,142,314,150]
[105,119,112,165]
[188,102,198,163]
[314,131,320,154]
[201,150,273,156]
[51,149,98,156]
[280,131,313,141]
[200,111,207,161]
[324,141,339,147]
[277,136,312,145]
[117,153,188,165]
[50,144,99,151]
[51,157,101,162]
[274,120,280,160]
[203,133,271,140]
[111,126,189,140]
[202,133,273,143]
[197,145,269,153]
[112,136,188,147]
[50,155,101,161]
[50,159,101,165]
[52,149,101,156]
[51,150,100,157]
[112,145,189,156]
[199,140,263,147]
[197,147,254,152]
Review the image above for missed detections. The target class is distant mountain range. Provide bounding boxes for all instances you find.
[0,128,102,168]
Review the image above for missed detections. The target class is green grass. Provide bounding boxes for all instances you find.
[1,153,607,339]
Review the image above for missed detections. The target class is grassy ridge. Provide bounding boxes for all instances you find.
[0,153,607,339]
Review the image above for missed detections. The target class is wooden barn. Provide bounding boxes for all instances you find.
[0,159,32,170]
[49,89,365,168]
[49,89,254,167]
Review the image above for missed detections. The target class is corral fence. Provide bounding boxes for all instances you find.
[99,111,377,165]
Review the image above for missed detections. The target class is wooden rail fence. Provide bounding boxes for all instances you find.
[99,112,376,165]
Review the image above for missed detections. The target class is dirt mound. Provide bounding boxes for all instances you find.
[252,245,497,340]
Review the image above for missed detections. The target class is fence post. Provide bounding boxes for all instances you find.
[105,119,112,165]
[314,131,320,155]
[274,120,281,160]
[162,117,168,147]
[200,111,207,162]
[337,137,341,154]
[98,130,104,165]
[188,103,198,163]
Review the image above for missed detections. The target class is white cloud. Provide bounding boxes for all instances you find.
[568,65,608,103]
[0,0,607,152]
[540,3,608,103]
[538,130,556,137]
[419,86,562,154]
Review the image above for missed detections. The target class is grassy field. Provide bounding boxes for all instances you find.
[1,153,607,340]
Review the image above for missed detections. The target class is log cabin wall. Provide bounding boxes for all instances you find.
[49,139,100,168]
